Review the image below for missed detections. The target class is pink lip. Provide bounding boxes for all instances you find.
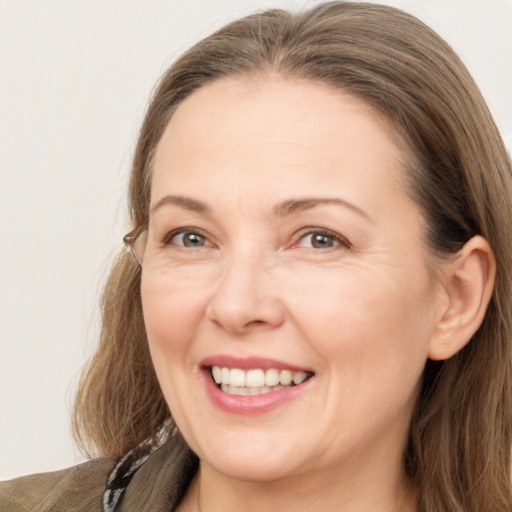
[199,355,314,416]
[201,355,311,372]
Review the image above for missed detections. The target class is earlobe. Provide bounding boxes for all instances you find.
[428,236,496,361]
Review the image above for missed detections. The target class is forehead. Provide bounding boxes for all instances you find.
[155,76,399,157]
[151,77,408,214]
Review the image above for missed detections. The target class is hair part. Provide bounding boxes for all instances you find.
[73,3,512,510]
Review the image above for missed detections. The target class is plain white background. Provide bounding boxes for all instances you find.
[1,0,511,480]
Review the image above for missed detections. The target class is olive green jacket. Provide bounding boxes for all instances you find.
[0,438,198,512]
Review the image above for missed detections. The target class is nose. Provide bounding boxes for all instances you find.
[206,253,285,335]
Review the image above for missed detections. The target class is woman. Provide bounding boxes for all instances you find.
[2,1,511,511]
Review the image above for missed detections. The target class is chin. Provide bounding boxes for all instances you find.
[204,454,300,483]
[188,430,308,483]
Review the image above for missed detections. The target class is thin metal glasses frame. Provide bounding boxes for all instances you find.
[123,225,147,266]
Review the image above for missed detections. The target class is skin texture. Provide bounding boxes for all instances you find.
[140,78,494,511]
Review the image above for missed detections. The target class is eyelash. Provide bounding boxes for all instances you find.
[161,227,350,251]
[293,228,350,250]
[162,228,212,248]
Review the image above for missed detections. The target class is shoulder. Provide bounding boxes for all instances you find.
[0,458,115,512]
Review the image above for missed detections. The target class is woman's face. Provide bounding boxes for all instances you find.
[142,78,443,484]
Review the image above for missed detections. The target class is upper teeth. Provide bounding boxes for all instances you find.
[211,366,309,387]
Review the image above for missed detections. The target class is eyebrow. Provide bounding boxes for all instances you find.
[273,197,371,221]
[150,194,370,221]
[151,195,211,215]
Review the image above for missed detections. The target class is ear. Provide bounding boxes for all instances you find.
[428,235,496,361]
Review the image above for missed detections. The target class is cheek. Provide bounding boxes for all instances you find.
[141,276,210,422]
[141,275,208,358]
[287,266,434,383]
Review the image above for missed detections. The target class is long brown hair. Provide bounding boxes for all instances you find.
[73,2,512,510]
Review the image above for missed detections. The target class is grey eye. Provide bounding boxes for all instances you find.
[310,233,336,248]
[173,231,208,247]
[298,231,341,249]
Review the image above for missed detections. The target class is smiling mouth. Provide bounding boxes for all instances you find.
[210,366,314,396]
